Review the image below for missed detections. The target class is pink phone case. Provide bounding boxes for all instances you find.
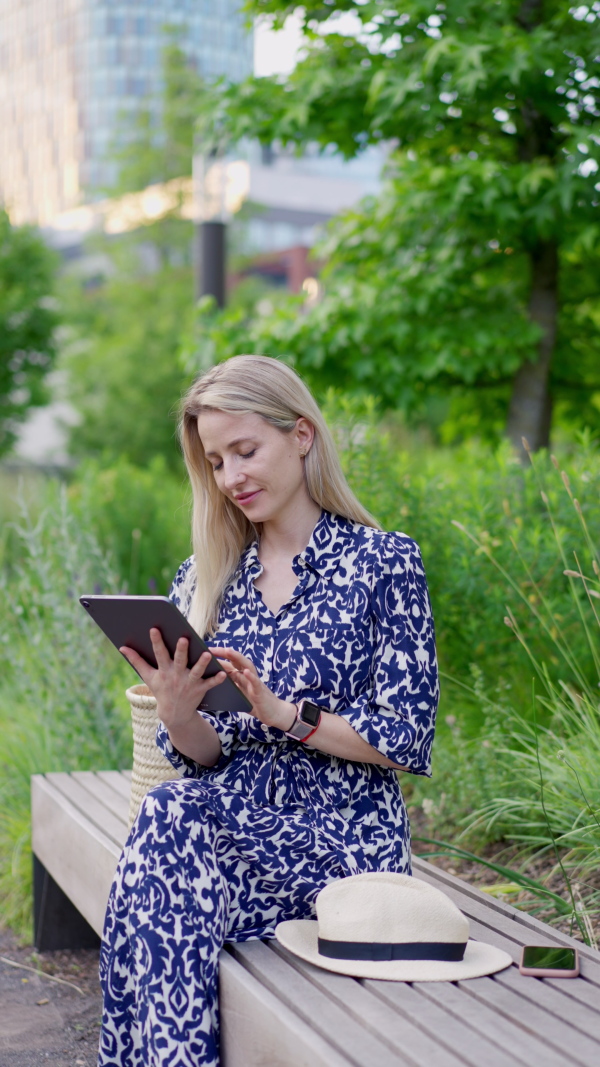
[519,947,579,978]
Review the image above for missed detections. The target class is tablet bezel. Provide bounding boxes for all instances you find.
[79,594,252,715]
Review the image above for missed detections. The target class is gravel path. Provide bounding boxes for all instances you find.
[0,926,102,1066]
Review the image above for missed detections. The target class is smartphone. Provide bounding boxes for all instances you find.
[79,594,252,714]
[519,945,579,978]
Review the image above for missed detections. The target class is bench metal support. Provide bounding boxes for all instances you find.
[33,853,100,952]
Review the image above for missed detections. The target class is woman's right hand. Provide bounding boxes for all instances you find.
[120,628,226,733]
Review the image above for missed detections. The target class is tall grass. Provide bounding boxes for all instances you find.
[412,447,600,942]
[1,409,600,937]
[0,485,131,935]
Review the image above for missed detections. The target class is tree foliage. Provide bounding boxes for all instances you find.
[194,0,600,446]
[60,265,191,471]
[58,36,204,470]
[0,210,58,456]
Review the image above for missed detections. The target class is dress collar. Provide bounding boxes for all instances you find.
[238,510,355,581]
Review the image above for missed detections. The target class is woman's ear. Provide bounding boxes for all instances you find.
[294,417,315,456]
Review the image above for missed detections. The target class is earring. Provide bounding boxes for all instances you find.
[299,448,307,458]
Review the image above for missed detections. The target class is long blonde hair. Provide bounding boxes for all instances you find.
[180,355,381,636]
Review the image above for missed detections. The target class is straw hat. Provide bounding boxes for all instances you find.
[276,872,513,982]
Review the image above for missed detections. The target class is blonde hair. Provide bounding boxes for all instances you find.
[180,355,381,636]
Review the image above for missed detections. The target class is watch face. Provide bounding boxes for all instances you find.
[301,701,321,727]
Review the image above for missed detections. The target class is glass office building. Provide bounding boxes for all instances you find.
[0,0,252,225]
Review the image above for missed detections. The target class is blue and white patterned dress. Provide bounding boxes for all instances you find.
[99,510,438,1066]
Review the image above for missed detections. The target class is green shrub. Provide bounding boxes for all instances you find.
[68,454,191,596]
[0,486,131,935]
[2,399,600,935]
[65,396,600,725]
[58,265,192,471]
[412,452,600,939]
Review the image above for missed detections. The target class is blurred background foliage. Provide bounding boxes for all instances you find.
[2,2,600,938]
[0,209,59,457]
[1,401,600,935]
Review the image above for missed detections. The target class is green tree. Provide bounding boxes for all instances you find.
[58,35,209,469]
[106,32,210,270]
[204,0,600,450]
[0,209,58,455]
[60,264,191,471]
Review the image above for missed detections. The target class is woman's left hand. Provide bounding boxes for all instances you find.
[209,646,296,732]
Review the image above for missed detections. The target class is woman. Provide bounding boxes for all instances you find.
[99,355,439,1067]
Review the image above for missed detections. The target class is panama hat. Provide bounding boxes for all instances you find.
[276,872,513,982]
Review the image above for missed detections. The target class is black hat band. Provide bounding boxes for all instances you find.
[317,938,467,962]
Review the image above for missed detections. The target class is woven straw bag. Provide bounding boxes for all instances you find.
[125,684,179,828]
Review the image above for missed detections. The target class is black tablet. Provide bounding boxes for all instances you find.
[79,594,252,714]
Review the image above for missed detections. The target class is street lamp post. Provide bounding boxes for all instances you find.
[196,218,226,307]
[193,145,228,308]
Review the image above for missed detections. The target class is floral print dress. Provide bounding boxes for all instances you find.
[98,510,439,1067]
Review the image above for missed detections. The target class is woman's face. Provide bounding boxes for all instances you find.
[197,409,315,524]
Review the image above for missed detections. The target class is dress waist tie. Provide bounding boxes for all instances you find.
[291,753,365,877]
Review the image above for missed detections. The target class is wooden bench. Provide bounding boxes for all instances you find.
[31,770,600,1066]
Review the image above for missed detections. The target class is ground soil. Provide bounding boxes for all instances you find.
[0,926,102,1067]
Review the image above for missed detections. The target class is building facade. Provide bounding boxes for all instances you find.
[0,0,252,225]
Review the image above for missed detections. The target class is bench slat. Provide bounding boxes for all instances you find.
[415,858,600,967]
[268,940,471,1067]
[44,772,128,850]
[70,772,129,826]
[415,869,600,986]
[544,973,600,1009]
[456,974,600,1066]
[219,951,351,1067]
[364,978,522,1067]
[94,769,133,803]
[231,941,409,1067]
[415,978,572,1067]
[494,965,600,1042]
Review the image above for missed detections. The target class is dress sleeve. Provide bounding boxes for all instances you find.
[336,533,439,776]
[154,556,243,778]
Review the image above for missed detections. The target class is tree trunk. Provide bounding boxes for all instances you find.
[506,240,558,457]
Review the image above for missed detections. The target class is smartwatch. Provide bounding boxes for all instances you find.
[285,699,323,742]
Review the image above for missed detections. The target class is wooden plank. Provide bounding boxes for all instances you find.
[268,940,467,1067]
[230,941,411,1067]
[413,857,525,919]
[454,909,600,999]
[415,977,572,1067]
[70,772,129,826]
[457,974,600,1067]
[494,966,600,1042]
[219,950,351,1067]
[415,858,600,966]
[31,775,121,937]
[95,769,132,803]
[461,913,600,988]
[414,864,600,985]
[364,977,523,1067]
[44,772,128,849]
[544,973,600,1010]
